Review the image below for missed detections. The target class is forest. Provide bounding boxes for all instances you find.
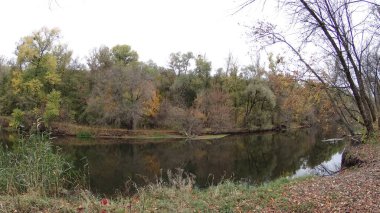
[0,1,378,137]
[0,27,344,136]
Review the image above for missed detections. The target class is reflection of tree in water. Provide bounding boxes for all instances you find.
[306,140,345,168]
[232,129,345,184]
[61,143,144,195]
[233,130,317,183]
[234,134,277,183]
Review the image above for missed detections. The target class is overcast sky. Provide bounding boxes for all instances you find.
[0,0,287,70]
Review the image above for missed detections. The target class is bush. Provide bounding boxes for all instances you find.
[0,133,75,196]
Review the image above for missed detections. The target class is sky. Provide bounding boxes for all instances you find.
[0,0,289,70]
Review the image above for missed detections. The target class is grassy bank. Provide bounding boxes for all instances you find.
[0,176,310,212]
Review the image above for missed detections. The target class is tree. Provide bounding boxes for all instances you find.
[160,101,204,137]
[87,46,113,71]
[85,62,157,129]
[169,74,200,108]
[0,57,11,114]
[242,80,276,128]
[5,27,69,127]
[43,90,61,125]
[168,52,194,76]
[244,0,380,135]
[195,88,234,130]
[225,52,239,77]
[58,66,90,122]
[111,44,138,65]
[194,55,212,89]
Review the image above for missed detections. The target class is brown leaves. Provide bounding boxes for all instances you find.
[281,143,380,212]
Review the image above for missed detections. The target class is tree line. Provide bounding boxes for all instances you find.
[0,27,362,135]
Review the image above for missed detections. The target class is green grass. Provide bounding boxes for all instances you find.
[0,133,78,196]
[76,131,93,139]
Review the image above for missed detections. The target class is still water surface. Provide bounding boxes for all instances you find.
[53,128,345,195]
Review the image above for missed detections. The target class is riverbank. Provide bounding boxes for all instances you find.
[1,142,378,212]
[50,122,233,140]
[0,116,295,140]
[50,122,294,139]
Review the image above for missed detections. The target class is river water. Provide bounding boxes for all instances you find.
[49,128,345,195]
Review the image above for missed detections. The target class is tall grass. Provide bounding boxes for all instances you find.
[0,133,76,196]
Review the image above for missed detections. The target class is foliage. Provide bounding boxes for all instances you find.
[245,0,380,135]
[0,27,359,134]
[195,88,233,130]
[161,103,204,137]
[168,52,193,76]
[111,44,138,65]
[242,80,276,128]
[43,90,61,125]
[85,62,156,129]
[9,109,25,129]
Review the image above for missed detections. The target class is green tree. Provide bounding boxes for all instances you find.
[194,55,212,89]
[111,44,138,65]
[170,74,201,108]
[242,81,276,128]
[168,52,194,76]
[87,46,113,71]
[43,90,61,126]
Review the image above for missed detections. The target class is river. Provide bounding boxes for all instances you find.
[49,128,345,196]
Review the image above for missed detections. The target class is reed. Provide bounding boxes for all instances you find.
[0,133,76,196]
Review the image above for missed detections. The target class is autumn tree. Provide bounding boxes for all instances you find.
[159,100,204,137]
[244,0,380,135]
[5,27,71,127]
[86,45,157,129]
[195,88,234,130]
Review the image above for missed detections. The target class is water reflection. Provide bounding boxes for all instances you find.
[54,128,345,195]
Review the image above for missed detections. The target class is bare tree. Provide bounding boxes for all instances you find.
[243,0,380,135]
